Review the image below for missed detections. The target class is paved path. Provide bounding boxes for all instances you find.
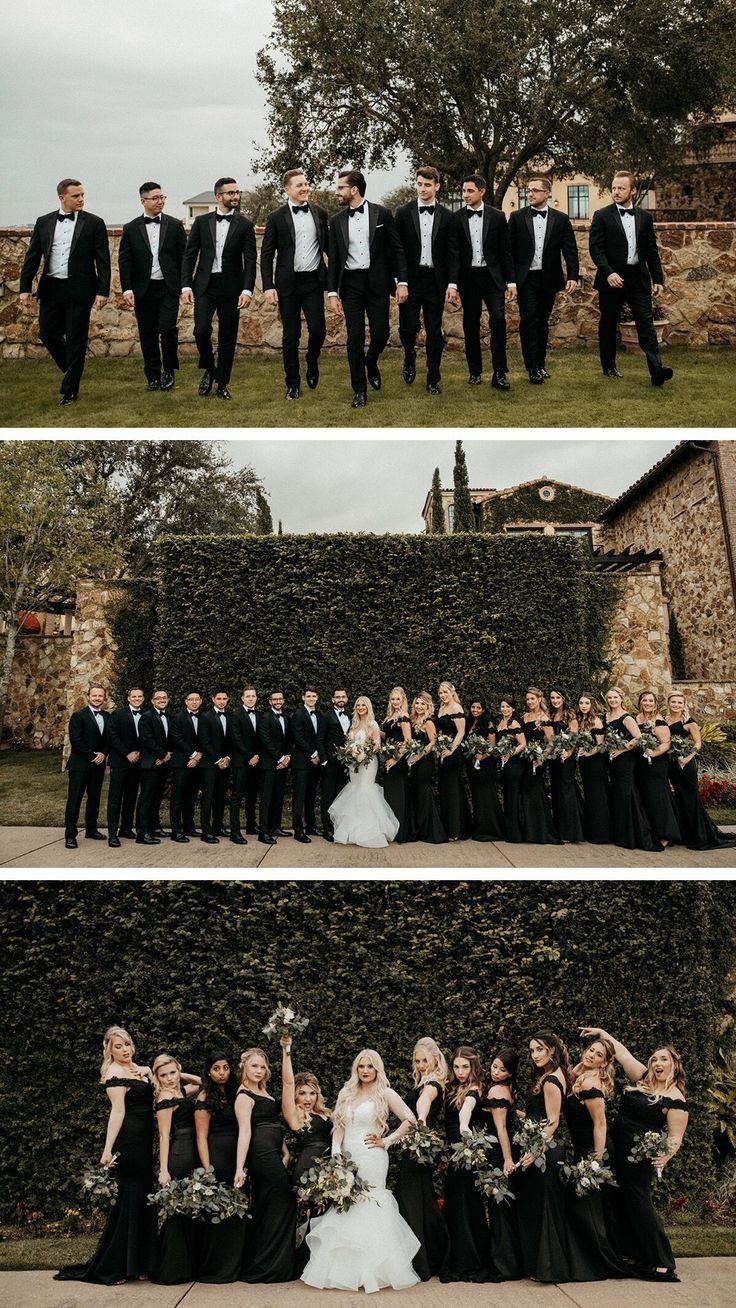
[2,1262,734,1308]
[1,827,734,872]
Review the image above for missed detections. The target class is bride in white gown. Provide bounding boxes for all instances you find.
[301,1049,420,1293]
[329,697,400,848]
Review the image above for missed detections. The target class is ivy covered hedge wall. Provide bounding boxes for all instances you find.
[1,881,733,1217]
[150,533,620,706]
[482,481,611,533]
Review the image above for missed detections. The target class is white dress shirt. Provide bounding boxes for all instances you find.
[618,208,639,265]
[467,205,486,268]
[181,209,251,298]
[48,210,77,279]
[344,203,371,270]
[89,705,104,733]
[418,200,434,268]
[291,204,320,272]
[529,205,549,271]
[147,219,164,280]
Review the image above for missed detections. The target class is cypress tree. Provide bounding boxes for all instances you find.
[431,467,446,533]
[255,488,273,534]
[453,440,473,532]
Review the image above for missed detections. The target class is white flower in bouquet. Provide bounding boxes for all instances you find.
[512,1117,550,1172]
[603,726,631,759]
[449,1127,498,1172]
[81,1155,119,1206]
[475,1165,516,1204]
[432,732,455,759]
[462,733,494,770]
[627,1129,672,1179]
[297,1151,373,1213]
[559,1151,618,1197]
[576,729,599,756]
[636,727,660,765]
[549,729,578,760]
[262,1000,309,1042]
[494,734,519,768]
[522,740,546,774]
[399,1120,446,1166]
[669,734,695,762]
[403,737,426,767]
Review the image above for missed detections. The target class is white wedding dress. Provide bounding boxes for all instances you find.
[328,728,400,848]
[301,1099,420,1293]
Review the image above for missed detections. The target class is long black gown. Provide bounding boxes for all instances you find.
[465,715,505,841]
[196,1094,246,1283]
[381,716,413,842]
[408,727,447,843]
[669,719,736,850]
[519,719,562,844]
[291,1113,332,1275]
[56,1077,158,1284]
[577,727,613,844]
[635,719,682,844]
[604,714,662,852]
[563,1090,629,1280]
[497,724,524,842]
[238,1090,297,1283]
[481,1094,523,1280]
[394,1080,450,1281]
[153,1095,201,1284]
[515,1075,571,1282]
[610,1089,688,1275]
[441,1089,492,1282]
[549,721,584,842]
[435,711,471,839]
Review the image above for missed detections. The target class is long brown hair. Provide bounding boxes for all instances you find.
[571,1037,616,1098]
[576,692,602,733]
[548,686,575,727]
[529,1029,572,1093]
[447,1045,484,1107]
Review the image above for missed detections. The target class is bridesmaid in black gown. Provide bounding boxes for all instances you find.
[435,681,471,840]
[666,692,736,850]
[56,1025,158,1285]
[563,1038,630,1280]
[236,1046,297,1283]
[280,1037,333,1275]
[441,1045,493,1283]
[381,687,414,843]
[520,689,562,844]
[465,696,505,841]
[481,1047,523,1280]
[151,1052,203,1284]
[496,696,526,842]
[635,691,682,847]
[548,687,584,841]
[603,688,662,852]
[408,692,447,843]
[195,1050,246,1283]
[515,1030,572,1282]
[581,1026,689,1282]
[394,1037,451,1281]
[576,693,613,844]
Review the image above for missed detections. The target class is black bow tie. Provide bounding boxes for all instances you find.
[618,207,634,216]
[57,213,74,222]
[145,215,161,224]
[189,712,198,718]
[349,204,365,216]
[419,205,435,215]
[531,208,547,218]
[131,710,140,716]
[158,711,167,718]
[467,208,482,217]
[292,204,309,213]
[216,213,233,222]
[218,711,226,717]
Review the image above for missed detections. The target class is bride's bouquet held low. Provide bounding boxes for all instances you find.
[297,1150,374,1213]
[262,1001,309,1045]
[398,1120,447,1166]
[512,1118,551,1172]
[333,738,377,771]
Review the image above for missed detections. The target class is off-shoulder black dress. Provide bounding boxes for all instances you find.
[195,1093,246,1282]
[635,719,682,844]
[441,1089,493,1282]
[394,1080,450,1281]
[435,711,471,839]
[519,719,562,844]
[610,1089,688,1275]
[496,724,524,842]
[604,714,662,851]
[481,1093,523,1279]
[669,719,736,849]
[408,726,447,843]
[238,1090,297,1283]
[577,727,613,844]
[465,714,505,841]
[515,1075,571,1282]
[549,721,584,842]
[153,1094,200,1284]
[564,1089,629,1280]
[381,716,414,843]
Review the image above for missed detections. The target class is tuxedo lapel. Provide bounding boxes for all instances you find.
[482,204,492,249]
[461,208,472,249]
[542,207,554,251]
[283,204,296,245]
[222,211,238,249]
[69,210,86,257]
[159,212,169,248]
[42,213,56,260]
[207,210,218,253]
[411,203,421,243]
[335,209,349,259]
[368,201,378,248]
[634,206,643,253]
[138,213,152,254]
[524,206,534,250]
[612,205,627,240]
[307,201,324,253]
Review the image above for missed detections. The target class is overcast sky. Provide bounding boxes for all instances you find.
[3,1,409,226]
[226,437,681,532]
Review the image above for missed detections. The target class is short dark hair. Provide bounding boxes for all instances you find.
[332,687,348,695]
[416,166,440,185]
[184,689,202,699]
[338,169,367,197]
[528,175,552,194]
[127,686,144,696]
[152,687,168,696]
[57,178,82,196]
[282,168,306,189]
[214,176,237,195]
[139,181,162,196]
[269,688,284,699]
[211,685,229,697]
[462,173,487,191]
[303,684,318,695]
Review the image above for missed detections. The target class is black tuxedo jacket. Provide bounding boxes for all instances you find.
[229,705,262,765]
[589,204,664,290]
[67,706,109,771]
[327,202,407,297]
[318,707,350,758]
[260,203,329,295]
[107,705,144,768]
[181,211,257,299]
[118,213,187,298]
[394,200,452,295]
[447,205,514,292]
[507,207,579,291]
[138,708,172,769]
[197,708,234,769]
[20,210,111,303]
[168,709,203,769]
[290,705,326,769]
[259,709,292,771]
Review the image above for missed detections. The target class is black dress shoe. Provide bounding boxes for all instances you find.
[603,366,623,378]
[402,354,416,384]
[184,827,199,837]
[541,367,551,379]
[85,830,106,840]
[306,367,319,389]
[306,826,320,835]
[467,373,482,385]
[171,832,190,843]
[491,371,511,391]
[230,833,247,845]
[65,837,78,849]
[136,834,160,845]
[60,393,78,406]
[351,391,366,407]
[118,828,136,839]
[161,371,175,390]
[286,386,301,400]
[528,368,545,384]
[323,832,335,843]
[651,366,674,387]
[201,833,220,844]
[147,378,161,391]
[153,828,168,837]
[215,827,229,837]
[258,834,276,844]
[216,384,232,400]
[272,828,292,838]
[108,836,121,848]
[245,826,258,835]
[366,360,381,390]
[295,832,311,843]
[198,370,214,396]
[427,382,441,395]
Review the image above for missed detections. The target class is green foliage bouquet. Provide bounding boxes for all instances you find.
[627,1130,672,1179]
[262,1001,309,1043]
[604,727,630,759]
[81,1155,119,1206]
[333,739,377,771]
[559,1152,618,1197]
[403,737,426,766]
[513,1118,550,1172]
[637,727,660,764]
[432,733,455,758]
[462,733,494,770]
[399,1120,446,1166]
[576,729,599,755]
[449,1127,497,1171]
[297,1151,373,1213]
[522,740,546,773]
[549,729,578,760]
[494,734,519,767]
[475,1165,515,1203]
[379,740,405,765]
[669,734,696,762]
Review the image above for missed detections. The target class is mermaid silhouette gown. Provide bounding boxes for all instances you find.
[394,1081,450,1280]
[291,1113,333,1275]
[329,728,400,848]
[153,1095,200,1284]
[564,1089,629,1280]
[669,718,736,849]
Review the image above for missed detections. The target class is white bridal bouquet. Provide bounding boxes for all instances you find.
[81,1155,119,1205]
[449,1127,498,1172]
[297,1151,374,1213]
[262,1001,309,1044]
[333,738,377,771]
[399,1120,446,1166]
[462,733,495,770]
[148,1166,251,1221]
[559,1152,618,1197]
[512,1118,551,1172]
[627,1130,672,1179]
[637,727,660,765]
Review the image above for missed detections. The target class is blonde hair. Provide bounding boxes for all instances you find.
[294,1071,332,1121]
[412,1037,448,1088]
[238,1046,272,1087]
[667,691,689,720]
[333,1049,390,1133]
[630,1045,687,1102]
[152,1052,182,1099]
[411,692,435,725]
[637,688,660,713]
[100,1025,135,1082]
[571,1037,616,1098]
[350,696,378,735]
[525,686,550,717]
[605,686,629,711]
[385,686,409,719]
[438,680,462,708]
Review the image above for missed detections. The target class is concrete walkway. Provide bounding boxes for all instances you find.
[1,827,734,872]
[1,1262,734,1308]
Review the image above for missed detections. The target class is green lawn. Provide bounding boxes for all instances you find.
[2,348,735,428]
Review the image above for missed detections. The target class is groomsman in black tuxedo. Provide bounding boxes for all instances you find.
[261,169,329,400]
[168,691,204,842]
[258,689,292,844]
[198,687,235,844]
[136,689,172,844]
[64,684,109,848]
[230,684,262,838]
[328,169,408,407]
[394,166,452,394]
[507,177,579,383]
[589,170,672,386]
[290,685,327,843]
[106,686,145,847]
[181,177,257,399]
[447,174,516,390]
[19,178,110,405]
[318,688,350,841]
[119,182,187,391]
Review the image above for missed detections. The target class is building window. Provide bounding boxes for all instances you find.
[518,186,529,210]
[505,526,545,534]
[639,191,650,210]
[539,485,555,502]
[447,504,455,531]
[554,527,592,544]
[567,185,589,219]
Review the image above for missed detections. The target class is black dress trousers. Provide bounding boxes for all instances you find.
[194,273,240,384]
[340,269,391,393]
[38,278,94,396]
[460,268,508,375]
[278,270,326,387]
[399,267,445,384]
[134,280,180,379]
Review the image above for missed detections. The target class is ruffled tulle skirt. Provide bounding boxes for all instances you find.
[329,764,400,848]
[302,1187,420,1293]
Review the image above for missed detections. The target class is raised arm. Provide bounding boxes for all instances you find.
[280,1036,303,1131]
[579,1027,647,1082]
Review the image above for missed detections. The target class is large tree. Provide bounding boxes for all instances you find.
[255,0,734,204]
[452,441,473,532]
[430,467,446,534]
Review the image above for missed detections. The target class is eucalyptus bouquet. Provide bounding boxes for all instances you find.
[399,1120,446,1166]
[627,1129,672,1179]
[148,1175,194,1219]
[669,734,696,762]
[576,730,599,756]
[522,740,546,773]
[379,739,405,765]
[637,727,660,765]
[333,738,377,771]
[403,737,426,766]
[81,1155,119,1206]
[183,1166,251,1221]
[549,729,578,760]
[494,734,519,768]
[604,727,630,759]
[262,1001,309,1044]
[512,1118,550,1172]
[432,733,455,759]
[297,1151,373,1213]
[462,733,494,770]
[559,1152,618,1197]
[475,1166,515,1204]
[449,1127,498,1172]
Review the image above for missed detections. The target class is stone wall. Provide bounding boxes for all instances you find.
[670,681,736,721]
[0,633,72,747]
[1,221,735,358]
[606,568,673,701]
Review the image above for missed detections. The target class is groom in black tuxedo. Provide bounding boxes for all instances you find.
[589,170,672,386]
[168,691,204,841]
[198,687,235,843]
[118,182,187,391]
[64,683,109,847]
[105,686,145,847]
[19,178,110,405]
[507,177,579,383]
[447,174,516,390]
[261,169,329,400]
[258,689,292,844]
[290,685,327,843]
[136,689,172,844]
[318,688,350,841]
[394,166,452,394]
[229,684,262,837]
[181,177,257,399]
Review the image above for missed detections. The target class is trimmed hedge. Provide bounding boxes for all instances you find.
[1,881,734,1218]
[107,580,158,702]
[482,481,611,533]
